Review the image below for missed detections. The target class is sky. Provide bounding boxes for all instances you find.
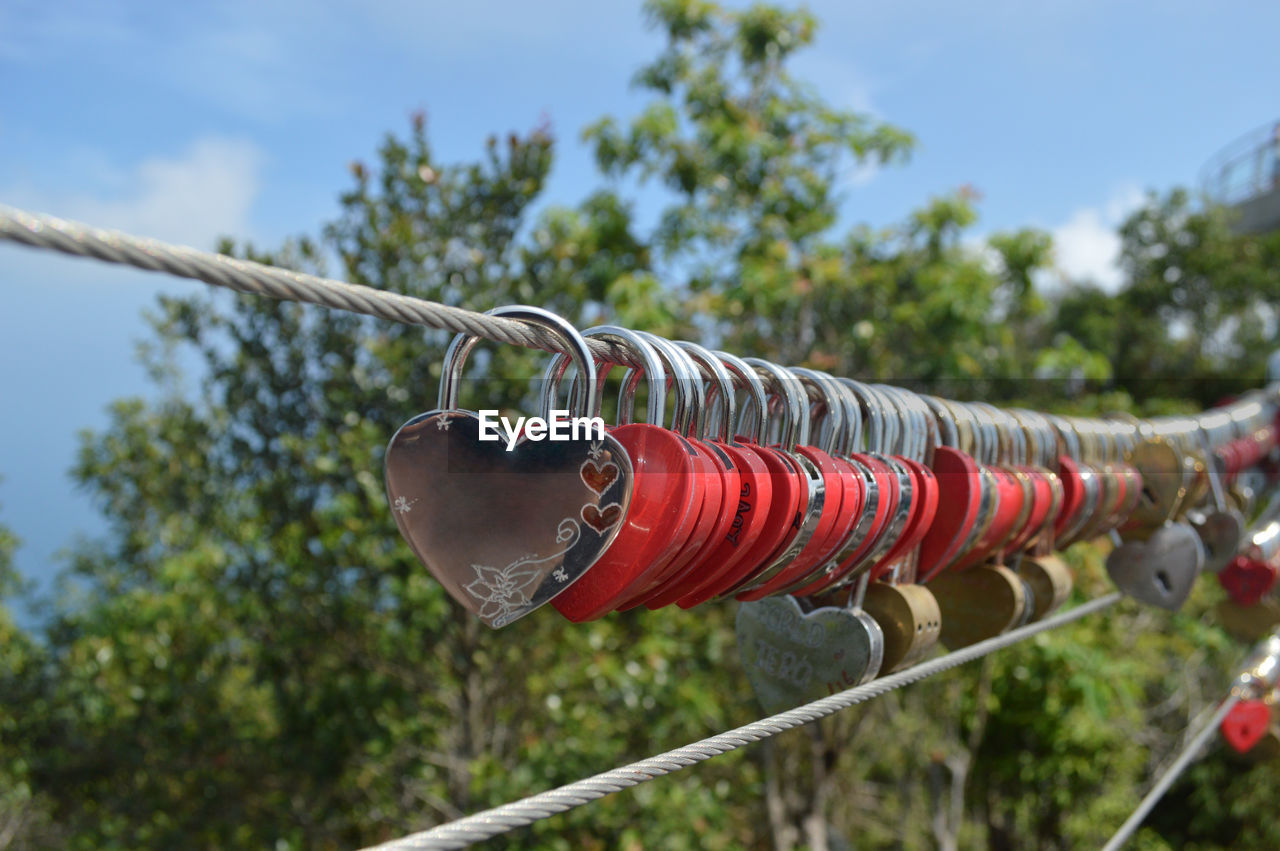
[2,0,1279,614]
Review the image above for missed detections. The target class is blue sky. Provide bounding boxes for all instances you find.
[2,0,1279,611]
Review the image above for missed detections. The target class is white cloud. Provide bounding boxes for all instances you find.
[1049,183,1144,292]
[5,137,262,248]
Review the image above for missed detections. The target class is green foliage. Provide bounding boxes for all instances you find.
[1053,188,1280,407]
[3,1,1280,849]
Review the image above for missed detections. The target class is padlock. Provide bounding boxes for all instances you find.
[927,562,1028,649]
[1017,554,1074,621]
[545,327,707,622]
[862,576,941,672]
[736,579,884,714]
[677,352,802,607]
[615,333,731,609]
[384,307,636,628]
[1215,598,1280,642]
[656,344,775,608]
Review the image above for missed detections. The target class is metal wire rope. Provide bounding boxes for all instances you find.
[363,593,1122,850]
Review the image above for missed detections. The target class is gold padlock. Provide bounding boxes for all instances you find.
[862,580,941,672]
[1215,598,1280,642]
[1182,451,1210,517]
[1123,438,1188,532]
[1017,553,1074,621]
[928,564,1027,650]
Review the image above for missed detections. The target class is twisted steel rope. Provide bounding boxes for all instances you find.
[1101,694,1240,851]
[363,593,1123,850]
[0,204,643,368]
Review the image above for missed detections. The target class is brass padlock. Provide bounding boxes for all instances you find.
[1215,598,1280,642]
[1123,438,1188,532]
[1017,553,1074,621]
[928,563,1027,650]
[862,579,941,672]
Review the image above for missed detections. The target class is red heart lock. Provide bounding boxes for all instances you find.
[549,328,703,622]
[1053,455,1088,542]
[952,465,1025,571]
[736,368,857,599]
[1219,555,1279,607]
[1222,700,1272,754]
[917,445,984,581]
[603,334,721,609]
[768,371,885,596]
[664,350,782,608]
[681,438,808,603]
[1001,465,1056,556]
[619,337,740,609]
[870,456,938,580]
[715,360,827,598]
[789,453,892,596]
[791,380,914,595]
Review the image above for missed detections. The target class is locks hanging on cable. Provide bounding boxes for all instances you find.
[380,307,1280,636]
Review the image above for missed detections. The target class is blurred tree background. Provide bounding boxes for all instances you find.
[4,1,1280,848]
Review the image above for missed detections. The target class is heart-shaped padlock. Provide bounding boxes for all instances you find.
[676,351,787,607]
[1017,553,1074,621]
[738,368,858,598]
[1189,420,1246,573]
[384,306,633,628]
[613,333,731,609]
[1221,699,1272,754]
[1104,521,1205,610]
[1219,555,1279,607]
[1193,510,1247,574]
[648,344,773,609]
[548,327,703,621]
[736,593,884,714]
[928,563,1028,649]
[724,360,826,597]
[1215,598,1280,641]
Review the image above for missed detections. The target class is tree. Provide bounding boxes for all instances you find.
[6,1,1280,849]
[1053,188,1280,408]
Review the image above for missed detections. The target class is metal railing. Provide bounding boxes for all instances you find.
[1202,120,1280,207]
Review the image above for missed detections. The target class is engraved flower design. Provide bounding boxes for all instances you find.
[393,496,417,514]
[464,562,543,623]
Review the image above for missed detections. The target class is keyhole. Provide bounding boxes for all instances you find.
[1141,484,1157,506]
[1155,570,1172,594]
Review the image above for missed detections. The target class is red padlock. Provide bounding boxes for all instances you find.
[1222,699,1272,754]
[550,327,705,622]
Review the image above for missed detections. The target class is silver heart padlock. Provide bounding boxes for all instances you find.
[736,591,884,714]
[384,306,633,628]
[1105,522,1205,610]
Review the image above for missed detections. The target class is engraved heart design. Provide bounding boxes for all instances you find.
[1105,522,1204,611]
[581,503,623,534]
[736,595,884,714]
[580,460,620,495]
[1221,699,1271,754]
[384,411,632,628]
